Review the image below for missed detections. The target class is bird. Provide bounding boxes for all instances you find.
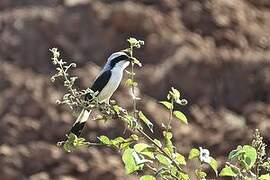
[69,51,131,137]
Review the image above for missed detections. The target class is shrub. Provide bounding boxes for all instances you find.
[50,38,270,180]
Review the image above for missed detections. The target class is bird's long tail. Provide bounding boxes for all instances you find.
[69,109,91,137]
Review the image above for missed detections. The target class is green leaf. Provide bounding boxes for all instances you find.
[138,111,153,132]
[69,133,77,142]
[125,78,137,87]
[229,145,257,170]
[163,147,172,156]
[228,146,244,160]
[159,101,173,110]
[242,145,257,169]
[195,170,207,180]
[127,37,139,45]
[63,133,77,152]
[175,153,186,165]
[241,159,249,170]
[140,175,156,180]
[163,131,173,153]
[112,137,125,143]
[171,87,180,100]
[123,114,133,124]
[122,148,141,174]
[134,143,150,152]
[140,151,155,160]
[98,135,111,145]
[131,134,139,141]
[176,98,188,105]
[111,137,125,149]
[259,174,270,180]
[63,133,89,152]
[132,57,142,67]
[75,137,90,149]
[110,135,138,150]
[173,111,188,124]
[127,37,144,48]
[179,172,189,180]
[153,139,162,148]
[189,148,200,160]
[113,105,121,114]
[163,131,173,140]
[156,154,171,166]
[134,143,154,159]
[132,150,151,165]
[219,165,237,177]
[209,157,218,176]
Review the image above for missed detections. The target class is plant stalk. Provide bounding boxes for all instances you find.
[137,128,185,175]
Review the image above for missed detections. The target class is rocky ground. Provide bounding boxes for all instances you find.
[0,0,269,179]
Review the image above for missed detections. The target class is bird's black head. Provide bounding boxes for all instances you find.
[108,51,131,68]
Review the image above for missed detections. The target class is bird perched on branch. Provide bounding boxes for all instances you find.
[69,51,131,137]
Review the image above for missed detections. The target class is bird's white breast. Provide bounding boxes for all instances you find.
[97,66,124,102]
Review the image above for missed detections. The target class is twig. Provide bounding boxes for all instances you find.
[166,98,174,132]
[130,45,137,118]
[137,128,185,174]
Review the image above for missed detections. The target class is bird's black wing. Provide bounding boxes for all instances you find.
[85,70,112,101]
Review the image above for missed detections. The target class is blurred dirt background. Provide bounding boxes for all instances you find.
[0,0,270,179]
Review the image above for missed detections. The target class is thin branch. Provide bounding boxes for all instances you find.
[130,45,137,118]
[137,128,185,174]
[166,98,174,132]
